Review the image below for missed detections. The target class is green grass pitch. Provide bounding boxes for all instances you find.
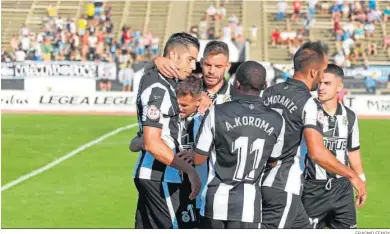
[1,114,389,228]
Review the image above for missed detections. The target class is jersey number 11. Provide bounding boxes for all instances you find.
[232,136,265,181]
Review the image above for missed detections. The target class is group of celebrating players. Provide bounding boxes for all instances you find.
[129,32,367,229]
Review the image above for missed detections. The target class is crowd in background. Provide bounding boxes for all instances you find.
[188,3,258,45]
[1,0,390,94]
[1,0,165,92]
[2,0,161,65]
[272,0,390,68]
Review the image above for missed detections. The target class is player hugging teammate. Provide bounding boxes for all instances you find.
[130,33,367,229]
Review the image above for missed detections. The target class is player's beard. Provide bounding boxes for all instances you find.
[204,74,224,89]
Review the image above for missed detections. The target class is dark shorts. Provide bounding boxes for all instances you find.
[134,178,197,229]
[261,186,311,229]
[302,178,357,229]
[199,216,259,229]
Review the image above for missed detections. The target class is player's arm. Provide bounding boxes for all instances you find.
[144,126,201,199]
[141,85,197,174]
[193,108,215,165]
[347,115,365,181]
[302,99,366,199]
[144,56,180,78]
[143,126,175,165]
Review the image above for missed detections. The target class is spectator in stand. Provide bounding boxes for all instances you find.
[334,50,348,68]
[14,46,26,62]
[336,28,344,44]
[302,15,315,35]
[94,0,104,17]
[366,9,376,23]
[364,74,376,94]
[331,2,342,19]
[150,36,160,57]
[342,36,355,58]
[286,27,297,45]
[47,4,57,19]
[189,26,198,38]
[364,22,375,37]
[342,1,350,19]
[366,41,377,56]
[372,7,382,23]
[41,37,53,61]
[86,1,95,21]
[78,16,88,36]
[143,30,153,57]
[207,27,216,40]
[55,16,64,32]
[216,4,226,21]
[222,24,232,41]
[356,10,366,23]
[136,34,145,61]
[296,28,305,44]
[249,25,258,45]
[199,17,208,39]
[343,18,355,35]
[20,24,29,38]
[333,16,341,33]
[10,35,19,52]
[234,23,244,41]
[20,34,31,53]
[352,41,366,63]
[206,4,216,21]
[277,0,287,21]
[308,0,317,19]
[88,32,98,61]
[383,35,390,56]
[122,26,132,46]
[105,3,112,21]
[118,60,134,92]
[354,23,365,40]
[291,0,302,21]
[271,28,281,46]
[320,1,330,15]
[368,0,376,10]
[2,47,12,62]
[228,13,239,28]
[384,5,390,22]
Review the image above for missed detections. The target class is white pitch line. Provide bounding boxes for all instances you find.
[1,123,138,192]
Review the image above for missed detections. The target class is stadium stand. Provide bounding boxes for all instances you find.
[1,0,389,94]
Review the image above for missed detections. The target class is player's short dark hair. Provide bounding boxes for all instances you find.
[176,75,203,98]
[325,63,344,79]
[235,61,266,92]
[293,41,329,72]
[163,32,200,56]
[203,40,229,59]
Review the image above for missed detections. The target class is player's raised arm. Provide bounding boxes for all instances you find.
[143,56,180,78]
[193,107,215,165]
[302,98,366,198]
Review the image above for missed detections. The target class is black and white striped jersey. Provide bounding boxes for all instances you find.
[304,102,360,181]
[194,94,285,223]
[203,79,232,105]
[133,68,183,183]
[261,78,323,195]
